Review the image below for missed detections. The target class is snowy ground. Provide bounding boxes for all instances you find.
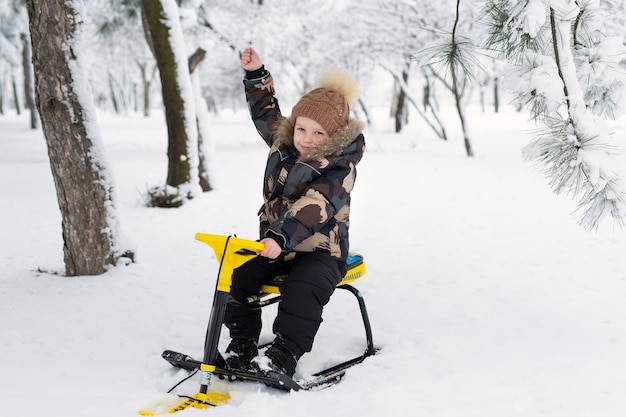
[2,104,626,417]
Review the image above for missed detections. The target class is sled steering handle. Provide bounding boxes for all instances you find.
[194,233,265,256]
[194,233,265,293]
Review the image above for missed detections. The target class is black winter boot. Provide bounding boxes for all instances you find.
[264,337,299,377]
[224,338,258,371]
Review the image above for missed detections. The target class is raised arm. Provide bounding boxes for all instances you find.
[241,48,282,145]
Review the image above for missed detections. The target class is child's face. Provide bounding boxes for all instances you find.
[293,116,328,154]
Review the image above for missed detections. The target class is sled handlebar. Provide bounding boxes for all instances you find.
[194,233,265,293]
[194,233,265,254]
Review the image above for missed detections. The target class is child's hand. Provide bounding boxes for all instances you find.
[258,237,281,259]
[241,47,263,71]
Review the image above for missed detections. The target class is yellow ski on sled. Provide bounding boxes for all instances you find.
[139,233,375,415]
[138,391,230,416]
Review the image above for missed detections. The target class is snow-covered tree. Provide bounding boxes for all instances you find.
[91,0,156,117]
[0,0,37,125]
[483,0,626,229]
[0,16,20,115]
[141,0,200,207]
[20,31,37,128]
[25,0,134,275]
[347,0,475,140]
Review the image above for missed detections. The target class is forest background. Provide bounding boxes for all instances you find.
[2,1,626,252]
[3,1,626,245]
[3,1,626,416]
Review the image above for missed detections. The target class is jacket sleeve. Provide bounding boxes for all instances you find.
[243,68,282,146]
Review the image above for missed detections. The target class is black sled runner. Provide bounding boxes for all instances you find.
[139,233,377,415]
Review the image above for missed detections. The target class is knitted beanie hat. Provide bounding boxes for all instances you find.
[290,68,359,136]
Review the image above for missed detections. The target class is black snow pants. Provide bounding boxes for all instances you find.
[224,251,346,358]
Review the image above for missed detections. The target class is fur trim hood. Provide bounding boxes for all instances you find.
[272,116,366,162]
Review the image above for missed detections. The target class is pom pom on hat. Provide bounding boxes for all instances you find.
[316,68,359,105]
[290,68,359,136]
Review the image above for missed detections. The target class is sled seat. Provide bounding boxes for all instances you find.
[258,252,366,295]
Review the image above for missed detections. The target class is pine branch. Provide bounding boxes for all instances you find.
[523,118,625,230]
[483,0,626,229]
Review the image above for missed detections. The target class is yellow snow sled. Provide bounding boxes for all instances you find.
[139,233,375,415]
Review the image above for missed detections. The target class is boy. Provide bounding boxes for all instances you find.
[224,47,365,378]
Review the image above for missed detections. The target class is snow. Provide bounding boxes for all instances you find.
[521,0,547,38]
[2,103,626,417]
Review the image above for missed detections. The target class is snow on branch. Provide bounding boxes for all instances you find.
[522,115,625,230]
[482,0,626,230]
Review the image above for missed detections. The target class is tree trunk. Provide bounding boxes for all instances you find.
[422,76,430,112]
[26,0,132,276]
[393,70,408,133]
[450,0,474,157]
[141,0,197,191]
[108,73,120,113]
[0,77,4,114]
[188,48,213,192]
[12,75,21,115]
[493,76,499,113]
[133,82,138,113]
[21,33,38,129]
[137,62,151,117]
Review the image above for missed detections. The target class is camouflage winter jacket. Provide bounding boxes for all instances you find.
[243,69,366,263]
